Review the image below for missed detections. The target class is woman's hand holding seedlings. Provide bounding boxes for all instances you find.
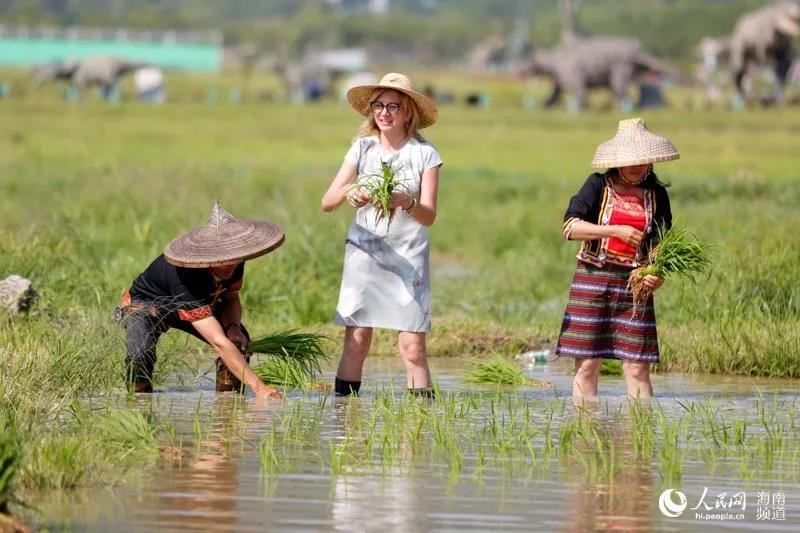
[642,275,664,291]
[346,187,371,208]
[389,190,414,211]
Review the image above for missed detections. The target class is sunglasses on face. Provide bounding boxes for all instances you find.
[370,101,402,115]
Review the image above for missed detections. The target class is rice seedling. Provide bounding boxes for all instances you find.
[328,439,348,476]
[627,400,655,459]
[464,355,539,387]
[628,226,712,312]
[248,330,329,379]
[252,356,313,389]
[353,160,411,228]
[259,429,279,474]
[192,395,206,451]
[656,410,686,485]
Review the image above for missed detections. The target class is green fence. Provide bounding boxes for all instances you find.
[0,37,220,71]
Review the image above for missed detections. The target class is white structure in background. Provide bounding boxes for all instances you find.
[325,0,391,15]
[313,48,368,73]
[134,67,166,103]
[697,36,728,104]
[339,71,378,102]
[369,0,390,15]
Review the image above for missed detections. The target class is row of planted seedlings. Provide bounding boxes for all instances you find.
[255,384,800,491]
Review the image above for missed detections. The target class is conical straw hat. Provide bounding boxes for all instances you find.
[591,118,679,169]
[164,202,285,268]
[346,72,438,128]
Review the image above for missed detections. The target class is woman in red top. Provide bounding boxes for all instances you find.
[557,118,678,399]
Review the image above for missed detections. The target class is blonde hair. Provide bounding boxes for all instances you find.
[355,89,426,141]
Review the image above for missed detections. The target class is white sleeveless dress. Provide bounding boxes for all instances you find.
[334,136,443,332]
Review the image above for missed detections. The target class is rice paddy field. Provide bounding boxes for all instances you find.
[1,69,799,530]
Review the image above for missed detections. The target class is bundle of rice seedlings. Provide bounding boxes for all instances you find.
[252,357,312,389]
[248,330,328,380]
[353,160,410,228]
[629,226,711,313]
[464,355,533,387]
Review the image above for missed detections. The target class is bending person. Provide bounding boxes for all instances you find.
[117,202,283,398]
[557,118,677,399]
[321,73,443,397]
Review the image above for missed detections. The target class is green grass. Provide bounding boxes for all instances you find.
[0,427,20,515]
[90,409,161,454]
[600,359,623,376]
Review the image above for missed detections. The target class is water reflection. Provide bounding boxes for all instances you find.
[329,396,428,532]
[562,402,656,532]
[134,394,260,532]
[332,476,425,532]
[565,459,655,532]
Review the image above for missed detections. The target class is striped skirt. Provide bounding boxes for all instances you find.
[555,261,659,363]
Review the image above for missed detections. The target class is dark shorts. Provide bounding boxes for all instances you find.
[555,261,659,363]
[122,307,249,383]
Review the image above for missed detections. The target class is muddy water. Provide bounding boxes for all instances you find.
[34,359,800,532]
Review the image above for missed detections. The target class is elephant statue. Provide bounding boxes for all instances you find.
[520,0,680,111]
[729,0,800,104]
[32,56,147,99]
[70,56,147,93]
[31,60,79,86]
[521,37,680,111]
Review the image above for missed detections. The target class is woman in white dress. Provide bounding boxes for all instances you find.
[321,73,443,397]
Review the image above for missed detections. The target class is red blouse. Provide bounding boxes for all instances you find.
[606,190,646,263]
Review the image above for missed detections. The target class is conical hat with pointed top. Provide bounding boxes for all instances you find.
[164,202,284,267]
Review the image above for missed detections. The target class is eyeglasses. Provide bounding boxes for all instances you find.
[370,101,402,115]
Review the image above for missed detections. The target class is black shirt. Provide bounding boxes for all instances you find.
[563,172,672,257]
[128,254,244,322]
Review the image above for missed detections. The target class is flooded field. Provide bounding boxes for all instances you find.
[31,359,800,532]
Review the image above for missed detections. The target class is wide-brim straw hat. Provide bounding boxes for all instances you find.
[591,118,679,169]
[164,202,284,268]
[346,72,438,129]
